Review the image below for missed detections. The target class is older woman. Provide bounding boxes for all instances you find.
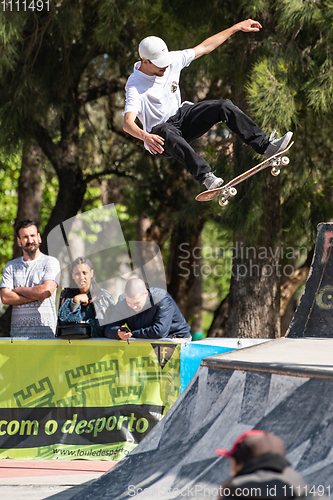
[58,257,114,338]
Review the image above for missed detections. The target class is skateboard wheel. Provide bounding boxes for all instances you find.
[229,187,237,197]
[281,156,289,166]
[219,198,229,207]
[271,167,280,177]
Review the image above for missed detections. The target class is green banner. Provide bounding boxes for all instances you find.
[0,339,180,460]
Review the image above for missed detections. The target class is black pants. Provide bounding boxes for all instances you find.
[151,99,269,184]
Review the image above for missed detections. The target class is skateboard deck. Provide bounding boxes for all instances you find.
[195,141,294,206]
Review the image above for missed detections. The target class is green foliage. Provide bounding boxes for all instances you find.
[3,0,333,332]
[236,0,271,18]
[281,113,333,246]
[276,0,324,35]
[275,0,333,116]
[202,310,214,337]
[0,0,180,147]
[0,152,21,269]
[306,63,333,113]
[246,59,297,131]
[201,222,233,301]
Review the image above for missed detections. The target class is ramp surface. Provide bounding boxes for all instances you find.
[72,338,333,499]
[288,222,333,338]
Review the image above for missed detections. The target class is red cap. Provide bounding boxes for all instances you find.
[215,430,285,464]
[215,430,265,458]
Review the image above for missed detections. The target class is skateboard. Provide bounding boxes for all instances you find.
[195,141,294,207]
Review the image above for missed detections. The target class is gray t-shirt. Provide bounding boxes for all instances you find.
[0,253,60,338]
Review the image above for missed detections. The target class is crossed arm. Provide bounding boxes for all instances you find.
[123,19,262,154]
[1,280,58,305]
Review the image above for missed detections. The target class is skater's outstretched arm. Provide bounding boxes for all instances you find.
[193,19,262,60]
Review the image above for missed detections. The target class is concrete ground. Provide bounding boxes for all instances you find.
[0,459,117,500]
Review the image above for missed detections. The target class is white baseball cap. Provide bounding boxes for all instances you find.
[139,36,176,68]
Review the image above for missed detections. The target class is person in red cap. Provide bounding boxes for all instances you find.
[215,430,328,500]
[123,20,293,193]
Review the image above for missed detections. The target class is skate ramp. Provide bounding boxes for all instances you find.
[288,222,333,338]
[73,338,333,499]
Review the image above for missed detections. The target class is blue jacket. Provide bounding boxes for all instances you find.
[104,287,191,340]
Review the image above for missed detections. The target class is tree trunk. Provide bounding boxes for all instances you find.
[0,308,11,338]
[13,140,43,258]
[208,251,312,338]
[0,141,44,337]
[168,220,205,333]
[40,166,86,253]
[227,138,281,339]
[227,237,281,338]
[208,295,229,337]
[184,237,203,336]
[280,247,313,317]
[35,101,87,251]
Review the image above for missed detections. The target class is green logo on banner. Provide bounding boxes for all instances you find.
[14,377,55,408]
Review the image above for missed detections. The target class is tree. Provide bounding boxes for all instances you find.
[3,0,333,340]
[204,0,333,337]
[12,140,43,258]
[0,1,213,335]
[0,1,175,240]
[0,153,21,270]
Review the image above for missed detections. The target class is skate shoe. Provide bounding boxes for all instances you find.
[263,130,293,159]
[203,172,224,190]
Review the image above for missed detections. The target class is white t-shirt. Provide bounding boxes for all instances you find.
[123,49,195,140]
[0,253,60,338]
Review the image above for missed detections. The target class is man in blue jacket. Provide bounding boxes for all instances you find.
[104,278,191,340]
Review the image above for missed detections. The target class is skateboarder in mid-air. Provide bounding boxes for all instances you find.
[123,19,293,192]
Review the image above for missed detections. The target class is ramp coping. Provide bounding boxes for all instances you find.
[201,337,333,379]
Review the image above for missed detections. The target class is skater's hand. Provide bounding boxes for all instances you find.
[123,112,165,153]
[144,133,165,154]
[236,19,262,32]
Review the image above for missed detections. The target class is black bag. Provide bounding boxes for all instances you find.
[56,288,92,339]
[56,323,91,339]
